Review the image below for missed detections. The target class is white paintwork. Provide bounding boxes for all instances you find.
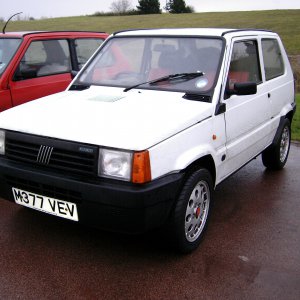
[116,28,234,37]
[0,86,213,152]
[217,34,295,181]
[219,36,272,179]
[0,29,295,183]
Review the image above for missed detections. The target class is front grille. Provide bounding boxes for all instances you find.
[5,175,82,204]
[5,131,99,176]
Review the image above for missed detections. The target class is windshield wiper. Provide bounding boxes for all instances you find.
[123,72,204,92]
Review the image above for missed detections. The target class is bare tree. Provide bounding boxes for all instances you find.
[110,0,132,14]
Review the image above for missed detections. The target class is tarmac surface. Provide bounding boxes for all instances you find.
[0,144,299,299]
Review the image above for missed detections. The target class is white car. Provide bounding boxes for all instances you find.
[0,28,296,253]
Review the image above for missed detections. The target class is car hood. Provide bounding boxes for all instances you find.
[0,86,213,150]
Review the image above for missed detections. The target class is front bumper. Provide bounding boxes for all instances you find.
[0,158,184,234]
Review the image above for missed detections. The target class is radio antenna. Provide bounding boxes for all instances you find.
[2,12,23,34]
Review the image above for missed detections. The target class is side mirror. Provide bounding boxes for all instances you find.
[13,67,37,81]
[71,70,78,79]
[226,82,257,98]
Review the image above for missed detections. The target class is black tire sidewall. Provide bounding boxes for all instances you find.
[262,118,291,170]
[277,119,291,167]
[170,168,213,253]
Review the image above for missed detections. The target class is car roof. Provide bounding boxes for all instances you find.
[0,31,108,38]
[113,28,276,37]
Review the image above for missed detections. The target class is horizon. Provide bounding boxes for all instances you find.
[2,0,300,20]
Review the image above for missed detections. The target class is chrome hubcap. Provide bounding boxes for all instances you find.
[280,126,290,163]
[185,180,210,242]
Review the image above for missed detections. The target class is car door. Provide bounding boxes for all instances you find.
[221,37,272,178]
[9,38,72,107]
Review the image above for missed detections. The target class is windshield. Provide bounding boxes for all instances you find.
[0,38,22,76]
[75,36,224,94]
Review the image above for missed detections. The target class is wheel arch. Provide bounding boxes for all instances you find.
[182,155,216,187]
[286,106,295,125]
[272,109,293,147]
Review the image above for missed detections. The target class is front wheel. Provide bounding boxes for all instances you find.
[262,119,291,170]
[168,168,213,253]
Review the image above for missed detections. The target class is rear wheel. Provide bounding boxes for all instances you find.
[262,119,291,170]
[169,168,213,253]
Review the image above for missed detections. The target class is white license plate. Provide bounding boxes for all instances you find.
[12,187,79,221]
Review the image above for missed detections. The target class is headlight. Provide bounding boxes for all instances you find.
[0,130,5,155]
[98,148,132,181]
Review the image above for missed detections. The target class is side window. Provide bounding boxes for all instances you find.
[227,40,261,89]
[14,39,71,80]
[75,38,104,69]
[262,39,284,80]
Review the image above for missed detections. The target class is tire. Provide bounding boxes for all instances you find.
[168,168,213,253]
[262,118,291,170]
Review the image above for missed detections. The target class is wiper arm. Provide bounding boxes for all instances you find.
[150,72,205,85]
[123,72,204,92]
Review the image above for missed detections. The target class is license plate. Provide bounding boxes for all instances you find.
[12,187,79,222]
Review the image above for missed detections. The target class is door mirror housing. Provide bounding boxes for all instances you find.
[13,67,37,81]
[234,82,257,95]
[226,82,257,98]
[71,70,78,79]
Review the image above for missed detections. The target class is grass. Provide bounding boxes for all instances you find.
[1,10,299,140]
[292,94,300,141]
[1,10,300,54]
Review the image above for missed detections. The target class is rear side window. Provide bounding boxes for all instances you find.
[15,39,71,80]
[75,38,104,69]
[262,39,284,81]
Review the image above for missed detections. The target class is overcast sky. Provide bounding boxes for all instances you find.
[1,0,300,20]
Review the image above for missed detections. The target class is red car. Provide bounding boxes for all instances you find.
[0,31,108,111]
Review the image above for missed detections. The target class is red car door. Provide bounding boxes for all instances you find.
[9,73,72,106]
[9,38,72,106]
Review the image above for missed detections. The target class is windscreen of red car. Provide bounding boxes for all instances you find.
[0,38,22,76]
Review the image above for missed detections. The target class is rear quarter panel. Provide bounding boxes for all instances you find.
[261,36,295,138]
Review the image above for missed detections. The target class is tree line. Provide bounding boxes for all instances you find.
[0,0,194,22]
[99,0,194,16]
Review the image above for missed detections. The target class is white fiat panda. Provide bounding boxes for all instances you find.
[0,28,296,253]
